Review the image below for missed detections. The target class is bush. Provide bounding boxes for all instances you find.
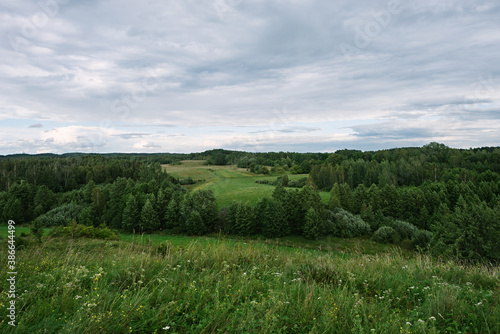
[389,220,419,240]
[411,229,433,250]
[332,208,371,238]
[179,177,196,185]
[35,204,84,227]
[255,179,273,185]
[372,226,399,244]
[48,223,120,240]
[287,177,307,188]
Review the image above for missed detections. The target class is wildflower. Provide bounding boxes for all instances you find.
[418,319,425,323]
[429,316,436,321]
[163,325,170,330]
[406,322,412,325]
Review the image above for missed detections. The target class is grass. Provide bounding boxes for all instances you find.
[0,225,50,237]
[1,234,499,333]
[163,161,330,207]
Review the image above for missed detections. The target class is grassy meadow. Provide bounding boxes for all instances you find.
[163,161,329,207]
[1,233,499,333]
[0,161,498,333]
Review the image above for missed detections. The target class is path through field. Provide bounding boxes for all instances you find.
[163,160,323,207]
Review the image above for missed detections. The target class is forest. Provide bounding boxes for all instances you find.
[1,142,499,263]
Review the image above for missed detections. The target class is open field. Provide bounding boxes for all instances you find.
[163,160,329,207]
[0,225,50,237]
[1,234,498,333]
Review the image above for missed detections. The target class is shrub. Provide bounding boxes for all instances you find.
[35,203,84,227]
[389,220,419,240]
[254,179,273,185]
[411,229,433,250]
[332,208,371,238]
[179,177,196,185]
[372,226,399,244]
[48,223,120,240]
[287,177,307,188]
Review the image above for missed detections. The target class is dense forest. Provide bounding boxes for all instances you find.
[1,142,499,263]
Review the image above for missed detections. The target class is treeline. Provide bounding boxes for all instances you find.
[308,142,500,262]
[0,155,170,193]
[310,142,500,189]
[1,143,500,263]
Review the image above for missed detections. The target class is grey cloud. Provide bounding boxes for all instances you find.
[352,123,438,139]
[113,133,147,139]
[1,0,500,153]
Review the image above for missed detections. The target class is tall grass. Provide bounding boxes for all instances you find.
[1,236,498,333]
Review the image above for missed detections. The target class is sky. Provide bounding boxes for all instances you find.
[0,0,499,155]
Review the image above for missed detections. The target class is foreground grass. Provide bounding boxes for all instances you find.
[1,236,498,333]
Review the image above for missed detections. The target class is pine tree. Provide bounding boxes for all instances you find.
[122,194,140,232]
[165,196,182,230]
[155,188,169,230]
[329,183,342,210]
[303,208,321,239]
[360,204,377,230]
[262,199,288,238]
[140,199,160,233]
[235,202,254,235]
[272,184,287,203]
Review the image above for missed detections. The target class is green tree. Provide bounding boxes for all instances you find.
[165,195,182,231]
[180,190,218,233]
[234,201,255,235]
[122,194,140,232]
[155,188,169,230]
[34,185,57,217]
[329,183,342,210]
[303,208,321,239]
[272,184,287,203]
[3,198,24,223]
[261,199,288,238]
[140,199,160,233]
[185,210,205,235]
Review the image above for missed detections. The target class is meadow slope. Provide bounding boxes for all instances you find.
[0,234,498,333]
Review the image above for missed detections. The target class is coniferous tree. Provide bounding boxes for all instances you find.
[155,188,169,229]
[165,195,182,230]
[329,183,342,210]
[272,185,287,203]
[303,207,321,239]
[262,199,288,238]
[140,199,160,233]
[234,201,254,235]
[122,194,140,232]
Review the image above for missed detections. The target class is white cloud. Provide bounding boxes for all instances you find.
[0,0,499,154]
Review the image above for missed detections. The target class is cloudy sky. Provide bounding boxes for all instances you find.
[1,0,499,154]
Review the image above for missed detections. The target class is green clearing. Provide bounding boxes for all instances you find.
[0,225,50,237]
[164,160,330,207]
[1,234,498,333]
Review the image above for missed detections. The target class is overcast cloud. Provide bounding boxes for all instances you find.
[0,0,499,154]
